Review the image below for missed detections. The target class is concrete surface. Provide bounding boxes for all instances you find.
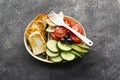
[0,0,120,80]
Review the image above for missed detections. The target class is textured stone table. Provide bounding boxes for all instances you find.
[0,0,120,80]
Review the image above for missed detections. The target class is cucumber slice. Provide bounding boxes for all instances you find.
[80,49,88,53]
[57,41,72,51]
[71,51,82,57]
[47,39,58,52]
[69,44,88,53]
[46,49,59,57]
[76,44,90,49]
[61,52,75,61]
[50,56,63,62]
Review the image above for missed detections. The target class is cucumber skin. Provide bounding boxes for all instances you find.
[57,41,72,51]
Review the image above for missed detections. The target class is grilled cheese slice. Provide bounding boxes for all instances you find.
[25,21,45,39]
[26,13,48,40]
[34,13,48,30]
[25,13,49,55]
[28,31,46,55]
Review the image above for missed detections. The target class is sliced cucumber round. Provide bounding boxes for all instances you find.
[50,56,63,62]
[57,41,72,51]
[46,49,59,57]
[47,39,58,52]
[61,52,75,61]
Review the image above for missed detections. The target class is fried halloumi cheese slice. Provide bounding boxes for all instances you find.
[34,13,48,30]
[25,13,48,55]
[28,31,46,55]
[26,13,48,40]
[25,21,45,40]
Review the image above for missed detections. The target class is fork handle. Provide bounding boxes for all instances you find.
[63,23,93,46]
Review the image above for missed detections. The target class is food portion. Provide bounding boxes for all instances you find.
[25,12,90,63]
[49,16,84,43]
[25,13,48,55]
[28,31,46,55]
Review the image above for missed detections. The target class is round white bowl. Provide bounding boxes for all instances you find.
[24,15,86,63]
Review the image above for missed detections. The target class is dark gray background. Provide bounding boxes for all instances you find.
[0,0,120,80]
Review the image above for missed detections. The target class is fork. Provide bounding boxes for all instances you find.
[48,11,93,46]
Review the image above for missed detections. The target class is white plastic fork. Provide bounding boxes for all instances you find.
[48,11,93,46]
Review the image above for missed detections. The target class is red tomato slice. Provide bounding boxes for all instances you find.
[50,26,67,40]
[70,33,82,43]
[64,17,83,43]
[50,16,84,43]
[70,24,83,43]
[64,17,72,27]
[50,32,59,40]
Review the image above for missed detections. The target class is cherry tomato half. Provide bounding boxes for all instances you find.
[70,24,83,43]
[64,17,83,43]
[50,26,67,40]
[50,16,84,43]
